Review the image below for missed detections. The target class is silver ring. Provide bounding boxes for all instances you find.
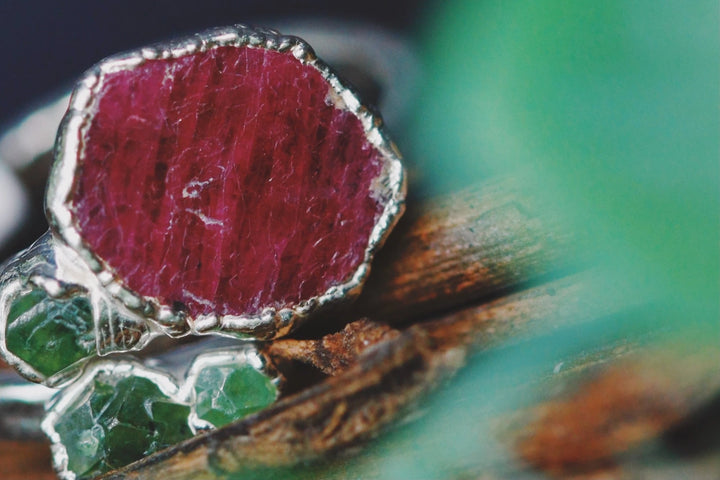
[0,22,417,480]
[0,23,406,388]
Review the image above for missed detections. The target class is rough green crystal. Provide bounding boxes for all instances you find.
[151,400,196,447]
[194,363,278,427]
[5,288,95,378]
[53,402,105,476]
[53,372,193,479]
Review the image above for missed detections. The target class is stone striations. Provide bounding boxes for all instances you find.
[72,46,386,320]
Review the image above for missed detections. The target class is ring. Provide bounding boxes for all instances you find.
[0,24,406,387]
[41,341,280,480]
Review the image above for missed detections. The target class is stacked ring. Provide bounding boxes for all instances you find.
[0,24,405,386]
[0,24,406,480]
[43,346,281,479]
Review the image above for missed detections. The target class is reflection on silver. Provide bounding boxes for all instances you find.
[0,161,28,251]
[0,232,159,387]
[0,94,71,170]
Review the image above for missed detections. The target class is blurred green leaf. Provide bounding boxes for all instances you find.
[410,0,719,327]
[225,3,720,478]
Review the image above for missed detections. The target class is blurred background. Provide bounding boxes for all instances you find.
[0,1,718,478]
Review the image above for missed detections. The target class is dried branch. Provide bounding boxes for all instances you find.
[355,176,578,323]
[4,178,716,480]
[107,272,720,479]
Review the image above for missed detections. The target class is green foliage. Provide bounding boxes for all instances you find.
[410,0,719,329]
[233,2,720,478]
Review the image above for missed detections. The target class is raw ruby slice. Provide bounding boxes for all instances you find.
[66,43,399,325]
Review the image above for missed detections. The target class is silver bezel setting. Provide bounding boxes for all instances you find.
[46,24,406,340]
[0,233,160,387]
[179,346,281,430]
[0,277,51,384]
[42,345,280,480]
[42,359,187,480]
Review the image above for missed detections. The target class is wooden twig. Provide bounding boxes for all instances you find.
[105,269,720,480]
[4,178,716,479]
[106,327,463,480]
[355,176,578,324]
[513,352,713,476]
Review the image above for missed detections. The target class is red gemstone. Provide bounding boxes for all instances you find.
[70,46,387,319]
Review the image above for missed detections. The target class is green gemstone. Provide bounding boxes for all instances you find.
[5,288,95,378]
[194,363,278,427]
[53,402,105,476]
[104,423,152,469]
[89,379,116,416]
[151,400,193,447]
[53,371,193,479]
[112,378,156,429]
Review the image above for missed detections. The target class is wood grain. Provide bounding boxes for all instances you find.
[106,275,719,479]
[355,177,578,324]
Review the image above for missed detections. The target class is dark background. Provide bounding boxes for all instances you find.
[0,0,422,129]
[0,0,425,260]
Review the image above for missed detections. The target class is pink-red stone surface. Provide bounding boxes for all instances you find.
[72,46,386,318]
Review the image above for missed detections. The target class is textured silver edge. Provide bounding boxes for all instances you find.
[0,233,91,387]
[42,345,278,480]
[41,359,184,480]
[0,232,161,387]
[0,278,49,384]
[46,24,406,340]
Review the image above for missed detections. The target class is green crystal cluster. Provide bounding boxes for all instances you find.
[49,357,279,479]
[194,362,278,427]
[5,287,95,378]
[53,374,192,479]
